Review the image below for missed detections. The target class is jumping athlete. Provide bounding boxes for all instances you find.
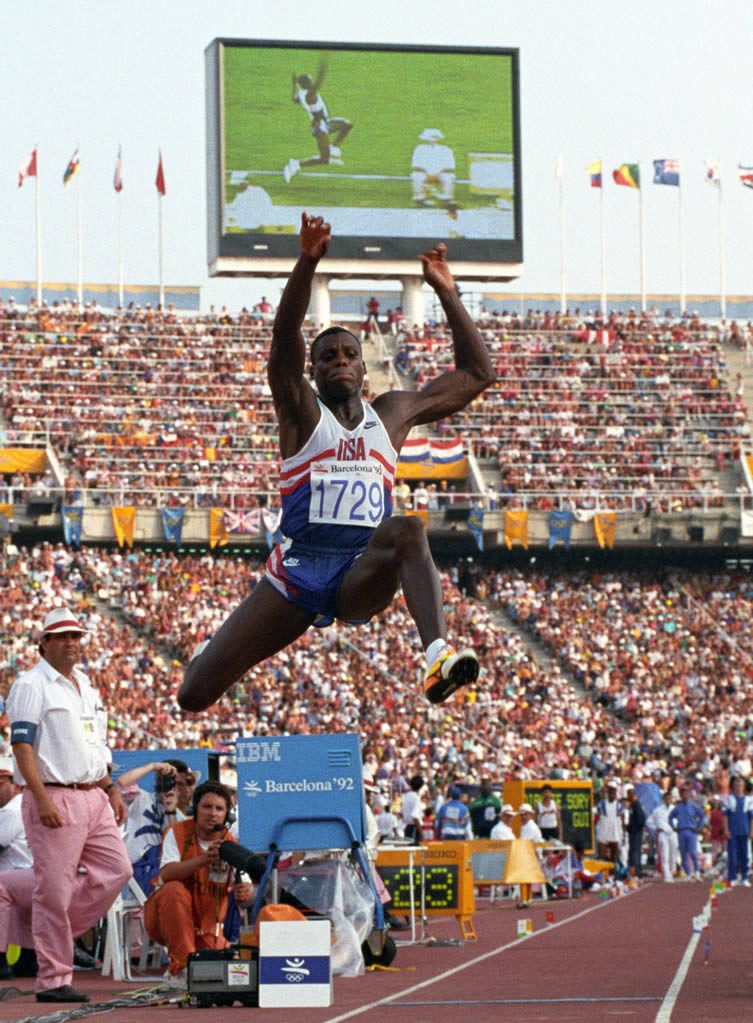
[283,61,353,184]
[179,212,495,714]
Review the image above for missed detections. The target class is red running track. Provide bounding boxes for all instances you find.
[0,881,748,1022]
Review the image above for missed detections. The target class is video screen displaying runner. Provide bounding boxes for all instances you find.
[206,39,521,267]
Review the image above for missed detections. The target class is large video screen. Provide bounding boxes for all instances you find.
[206,39,522,272]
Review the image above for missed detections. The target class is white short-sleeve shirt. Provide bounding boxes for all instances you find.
[7,657,110,785]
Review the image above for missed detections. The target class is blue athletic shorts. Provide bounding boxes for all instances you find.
[264,539,370,628]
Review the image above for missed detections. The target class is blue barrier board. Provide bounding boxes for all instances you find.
[236,734,365,852]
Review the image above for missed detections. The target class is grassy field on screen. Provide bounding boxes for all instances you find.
[223,45,514,210]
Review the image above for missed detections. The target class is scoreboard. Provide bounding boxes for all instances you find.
[376,842,475,918]
[504,780,594,851]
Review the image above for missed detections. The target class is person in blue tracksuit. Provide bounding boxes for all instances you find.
[723,775,753,886]
[669,786,705,879]
[434,785,471,840]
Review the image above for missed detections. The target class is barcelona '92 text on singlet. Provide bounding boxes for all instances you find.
[279,398,396,550]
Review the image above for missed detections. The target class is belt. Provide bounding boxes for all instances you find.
[44,782,99,791]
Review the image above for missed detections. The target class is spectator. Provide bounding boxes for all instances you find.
[595,782,624,863]
[6,607,131,1004]
[625,784,646,877]
[400,776,425,844]
[518,803,543,842]
[535,784,562,842]
[490,804,516,840]
[722,775,753,886]
[469,777,502,838]
[669,786,705,880]
[434,784,471,840]
[647,790,678,882]
[118,760,184,896]
[143,780,253,987]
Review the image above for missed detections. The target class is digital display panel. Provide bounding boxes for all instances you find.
[206,38,522,274]
[378,863,459,913]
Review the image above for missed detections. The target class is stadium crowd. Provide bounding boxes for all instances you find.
[395,310,747,509]
[0,298,748,513]
[1,542,753,810]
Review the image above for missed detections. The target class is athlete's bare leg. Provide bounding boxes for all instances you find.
[336,516,445,646]
[328,118,353,146]
[178,579,315,712]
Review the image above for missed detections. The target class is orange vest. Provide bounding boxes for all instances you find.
[165,819,236,941]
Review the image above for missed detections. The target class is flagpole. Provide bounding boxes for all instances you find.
[118,189,124,307]
[638,162,646,312]
[34,148,42,306]
[678,179,686,316]
[158,193,164,309]
[76,161,83,308]
[719,169,727,321]
[557,155,566,314]
[599,161,607,316]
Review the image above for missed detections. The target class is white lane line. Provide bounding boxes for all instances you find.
[323,892,642,1023]
[655,900,710,1023]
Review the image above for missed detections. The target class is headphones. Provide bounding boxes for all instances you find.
[189,779,236,829]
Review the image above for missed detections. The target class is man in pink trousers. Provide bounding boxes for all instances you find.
[7,607,132,1003]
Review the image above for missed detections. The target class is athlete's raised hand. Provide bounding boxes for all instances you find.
[300,211,331,261]
[420,243,455,294]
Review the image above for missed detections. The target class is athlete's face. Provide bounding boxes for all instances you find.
[312,331,365,399]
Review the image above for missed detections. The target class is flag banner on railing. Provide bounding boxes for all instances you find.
[429,439,465,464]
[504,509,529,550]
[468,506,484,551]
[399,437,431,463]
[594,512,617,549]
[161,507,184,545]
[548,509,574,549]
[0,449,46,474]
[397,437,468,480]
[741,510,753,538]
[112,506,135,548]
[62,505,83,548]
[261,507,283,550]
[209,508,228,549]
[224,508,261,535]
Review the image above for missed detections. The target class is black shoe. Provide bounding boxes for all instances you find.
[36,985,90,1003]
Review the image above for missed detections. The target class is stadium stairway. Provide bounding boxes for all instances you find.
[723,338,753,426]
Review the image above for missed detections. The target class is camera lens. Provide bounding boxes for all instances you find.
[156,773,176,794]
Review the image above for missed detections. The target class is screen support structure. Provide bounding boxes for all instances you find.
[309,275,426,329]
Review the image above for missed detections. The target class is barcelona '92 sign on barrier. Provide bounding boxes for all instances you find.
[236,733,366,852]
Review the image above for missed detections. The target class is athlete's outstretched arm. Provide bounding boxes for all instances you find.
[268,212,330,402]
[268,212,330,455]
[374,244,495,446]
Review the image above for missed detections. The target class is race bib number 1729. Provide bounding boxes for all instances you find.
[309,463,385,526]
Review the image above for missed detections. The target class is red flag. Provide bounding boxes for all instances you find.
[155,151,166,196]
[114,146,123,193]
[18,148,37,188]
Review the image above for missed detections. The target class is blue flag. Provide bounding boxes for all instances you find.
[161,507,185,545]
[62,505,83,548]
[653,158,680,186]
[467,506,484,552]
[548,509,574,549]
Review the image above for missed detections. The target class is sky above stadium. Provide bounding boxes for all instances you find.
[4,0,753,311]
